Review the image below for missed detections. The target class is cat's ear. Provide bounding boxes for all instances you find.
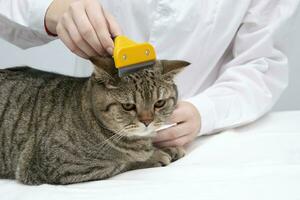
[156,60,190,78]
[90,56,119,85]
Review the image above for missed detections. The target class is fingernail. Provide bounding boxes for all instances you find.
[106,47,113,55]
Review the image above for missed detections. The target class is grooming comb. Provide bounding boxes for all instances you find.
[113,36,156,77]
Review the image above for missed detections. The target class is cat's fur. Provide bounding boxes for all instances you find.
[0,57,189,185]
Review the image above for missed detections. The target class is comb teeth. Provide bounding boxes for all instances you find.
[118,61,155,77]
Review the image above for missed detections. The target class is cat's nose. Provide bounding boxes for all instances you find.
[140,119,153,127]
[138,111,154,127]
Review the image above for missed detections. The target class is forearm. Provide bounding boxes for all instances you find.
[0,0,55,48]
[186,59,288,135]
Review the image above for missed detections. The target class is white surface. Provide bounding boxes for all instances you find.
[1,111,300,200]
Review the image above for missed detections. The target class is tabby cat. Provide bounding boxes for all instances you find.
[0,57,189,185]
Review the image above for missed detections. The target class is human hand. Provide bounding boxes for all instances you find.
[45,0,122,58]
[153,101,201,147]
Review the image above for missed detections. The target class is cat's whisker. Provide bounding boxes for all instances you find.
[97,127,128,152]
[99,133,126,153]
[98,133,123,148]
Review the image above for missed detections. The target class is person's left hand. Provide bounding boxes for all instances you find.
[153,101,201,147]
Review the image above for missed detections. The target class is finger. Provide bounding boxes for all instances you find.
[68,2,104,55]
[153,123,191,143]
[85,1,114,54]
[56,23,89,59]
[67,6,100,56]
[103,8,122,37]
[168,106,187,124]
[155,135,192,147]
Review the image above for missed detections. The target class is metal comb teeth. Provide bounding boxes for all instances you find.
[118,61,155,77]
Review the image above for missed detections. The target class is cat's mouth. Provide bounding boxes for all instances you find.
[125,126,157,138]
[122,123,164,138]
[118,121,173,138]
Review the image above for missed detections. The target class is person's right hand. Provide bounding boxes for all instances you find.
[45,0,122,58]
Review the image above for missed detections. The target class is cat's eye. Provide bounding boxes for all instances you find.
[154,100,166,108]
[122,103,136,111]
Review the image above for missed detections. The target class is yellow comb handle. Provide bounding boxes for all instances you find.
[113,36,156,69]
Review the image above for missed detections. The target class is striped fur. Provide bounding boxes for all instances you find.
[0,58,189,185]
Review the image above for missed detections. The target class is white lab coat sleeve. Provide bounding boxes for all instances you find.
[0,0,55,49]
[185,0,299,135]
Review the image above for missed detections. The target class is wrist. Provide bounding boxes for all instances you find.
[184,94,216,135]
[181,101,202,133]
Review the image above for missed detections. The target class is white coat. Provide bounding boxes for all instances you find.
[0,0,299,135]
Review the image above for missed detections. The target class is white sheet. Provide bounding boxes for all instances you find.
[1,111,300,200]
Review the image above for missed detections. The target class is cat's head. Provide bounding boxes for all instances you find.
[90,56,190,138]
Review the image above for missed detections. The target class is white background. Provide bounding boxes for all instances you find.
[0,10,299,111]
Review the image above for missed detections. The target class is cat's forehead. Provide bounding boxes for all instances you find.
[119,69,159,92]
[115,68,174,102]
[121,68,157,82]
[119,68,163,88]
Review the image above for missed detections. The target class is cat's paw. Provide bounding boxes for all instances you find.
[151,150,172,167]
[161,146,186,162]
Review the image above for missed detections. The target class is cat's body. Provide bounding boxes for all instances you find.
[0,58,189,185]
